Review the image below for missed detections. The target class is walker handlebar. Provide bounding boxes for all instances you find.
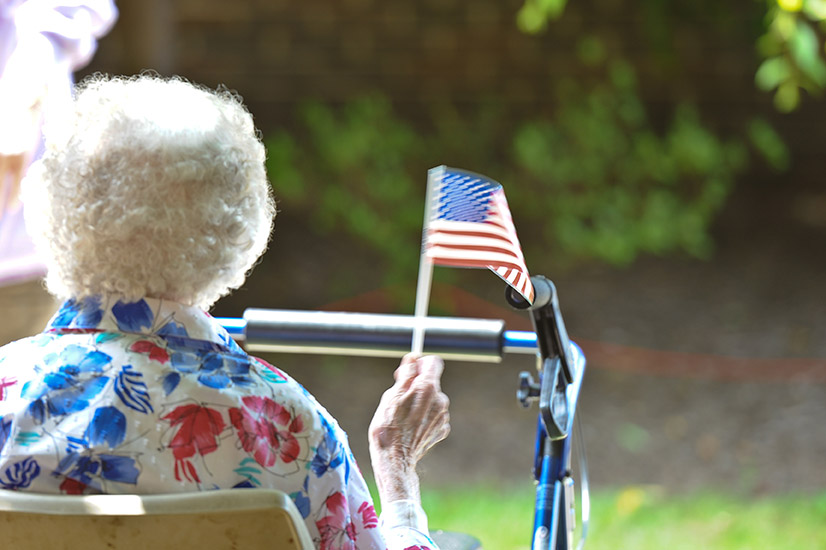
[217,309,540,362]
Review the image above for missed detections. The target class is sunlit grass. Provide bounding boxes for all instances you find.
[413,483,826,550]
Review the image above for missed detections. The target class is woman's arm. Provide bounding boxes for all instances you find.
[368,354,450,538]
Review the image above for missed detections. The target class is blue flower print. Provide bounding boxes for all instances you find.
[98,455,140,484]
[157,320,189,338]
[84,406,127,448]
[54,407,137,491]
[289,476,312,519]
[290,491,312,518]
[44,344,112,375]
[162,372,181,396]
[114,365,153,413]
[24,377,110,424]
[0,457,41,490]
[0,414,11,455]
[55,452,140,489]
[112,299,154,333]
[217,329,245,355]
[21,345,112,424]
[52,296,104,328]
[169,347,253,389]
[311,416,346,479]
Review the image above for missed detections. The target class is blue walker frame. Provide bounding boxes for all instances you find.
[219,274,587,550]
[506,275,587,550]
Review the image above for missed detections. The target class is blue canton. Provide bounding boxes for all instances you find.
[435,169,500,222]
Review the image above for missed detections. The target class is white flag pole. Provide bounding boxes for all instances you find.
[411,166,443,355]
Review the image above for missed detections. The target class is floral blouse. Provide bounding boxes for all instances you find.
[0,296,436,550]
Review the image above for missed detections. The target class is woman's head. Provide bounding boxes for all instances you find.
[25,73,274,309]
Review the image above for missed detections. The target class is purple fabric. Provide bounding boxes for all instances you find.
[0,0,117,285]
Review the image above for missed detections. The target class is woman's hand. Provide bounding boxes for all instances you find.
[368,354,450,504]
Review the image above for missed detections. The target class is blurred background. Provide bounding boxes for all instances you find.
[68,0,826,547]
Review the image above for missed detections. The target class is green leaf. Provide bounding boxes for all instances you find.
[516,0,568,34]
[747,118,790,171]
[775,80,801,111]
[516,3,548,34]
[609,61,637,91]
[803,0,826,19]
[266,132,305,203]
[772,10,799,40]
[789,21,826,86]
[778,0,804,13]
[755,56,792,91]
[577,35,607,66]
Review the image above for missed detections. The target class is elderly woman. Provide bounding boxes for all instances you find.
[0,74,450,550]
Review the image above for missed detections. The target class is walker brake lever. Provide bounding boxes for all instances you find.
[508,275,574,440]
[539,356,569,440]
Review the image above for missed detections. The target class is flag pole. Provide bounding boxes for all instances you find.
[411,166,443,355]
[411,255,433,355]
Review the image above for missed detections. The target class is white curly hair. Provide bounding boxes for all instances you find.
[24,73,275,309]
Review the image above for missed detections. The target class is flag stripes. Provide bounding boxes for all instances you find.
[424,168,534,303]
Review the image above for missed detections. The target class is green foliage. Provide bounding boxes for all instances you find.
[577,34,608,67]
[756,0,826,111]
[517,0,569,34]
[266,96,425,288]
[267,56,771,293]
[518,0,826,112]
[510,59,748,267]
[747,117,791,171]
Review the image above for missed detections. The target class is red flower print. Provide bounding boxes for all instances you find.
[59,477,88,495]
[161,404,225,482]
[0,377,17,401]
[316,492,356,550]
[358,501,379,529]
[229,396,305,468]
[129,340,170,363]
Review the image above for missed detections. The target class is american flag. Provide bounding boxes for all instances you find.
[424,166,535,304]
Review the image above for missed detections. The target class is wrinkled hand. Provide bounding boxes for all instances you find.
[368,354,450,504]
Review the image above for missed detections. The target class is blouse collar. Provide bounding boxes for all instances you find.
[46,295,242,352]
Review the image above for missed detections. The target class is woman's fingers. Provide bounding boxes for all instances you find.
[369,355,451,464]
[393,353,420,388]
[403,364,449,460]
[414,355,444,390]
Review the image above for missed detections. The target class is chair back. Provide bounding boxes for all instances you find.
[0,488,315,550]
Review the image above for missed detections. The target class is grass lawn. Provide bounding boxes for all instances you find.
[415,483,826,550]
